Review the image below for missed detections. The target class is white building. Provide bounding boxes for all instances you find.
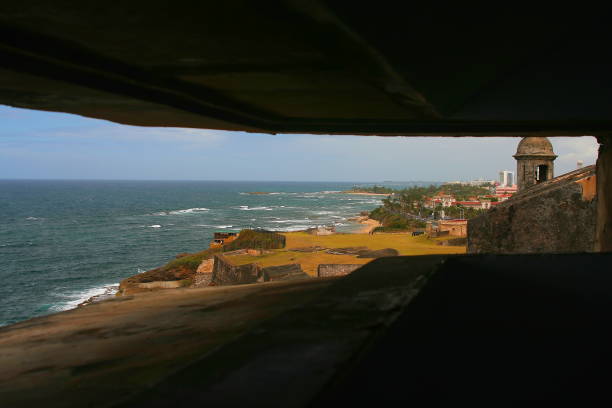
[498,170,515,187]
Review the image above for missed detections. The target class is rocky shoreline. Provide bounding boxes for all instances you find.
[77,285,119,307]
[79,213,380,306]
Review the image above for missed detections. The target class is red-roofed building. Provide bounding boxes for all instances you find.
[495,185,518,195]
[455,200,490,209]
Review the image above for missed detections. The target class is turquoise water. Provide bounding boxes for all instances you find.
[0,180,435,327]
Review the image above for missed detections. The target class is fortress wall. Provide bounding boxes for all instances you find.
[192,258,214,287]
[260,264,310,282]
[468,168,597,254]
[318,264,363,278]
[211,254,260,286]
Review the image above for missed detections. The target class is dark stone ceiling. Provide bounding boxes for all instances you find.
[1,1,611,136]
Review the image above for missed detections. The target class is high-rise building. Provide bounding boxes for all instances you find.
[498,170,515,187]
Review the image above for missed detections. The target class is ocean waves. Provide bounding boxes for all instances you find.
[237,205,274,211]
[152,207,210,216]
[50,283,119,312]
[1,180,390,326]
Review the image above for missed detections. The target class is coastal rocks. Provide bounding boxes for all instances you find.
[118,229,288,295]
[306,225,336,236]
[119,264,195,295]
[77,285,119,307]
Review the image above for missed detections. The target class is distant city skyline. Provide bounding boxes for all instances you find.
[0,105,599,182]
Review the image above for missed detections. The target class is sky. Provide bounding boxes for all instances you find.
[0,105,599,182]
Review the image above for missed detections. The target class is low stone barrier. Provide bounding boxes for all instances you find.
[317,264,362,278]
[136,280,185,289]
[259,264,309,282]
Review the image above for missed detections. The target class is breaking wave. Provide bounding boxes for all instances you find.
[50,283,119,312]
[237,205,274,211]
[153,207,210,216]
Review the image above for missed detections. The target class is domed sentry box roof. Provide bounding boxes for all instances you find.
[514,137,557,158]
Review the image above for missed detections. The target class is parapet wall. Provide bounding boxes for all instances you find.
[260,264,309,281]
[318,264,363,278]
[468,166,597,254]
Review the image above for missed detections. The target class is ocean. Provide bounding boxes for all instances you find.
[0,180,437,327]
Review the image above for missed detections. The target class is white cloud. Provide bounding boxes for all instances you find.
[551,136,599,173]
[48,124,229,147]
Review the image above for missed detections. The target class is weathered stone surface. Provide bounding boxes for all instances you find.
[514,137,557,191]
[210,254,260,286]
[356,248,400,258]
[195,258,214,274]
[0,278,336,408]
[438,237,468,246]
[259,264,310,282]
[468,166,597,254]
[317,264,362,278]
[193,259,214,288]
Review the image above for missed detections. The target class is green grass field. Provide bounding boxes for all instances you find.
[227,231,465,276]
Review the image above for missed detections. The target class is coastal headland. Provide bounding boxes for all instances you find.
[0,213,464,407]
[117,218,463,296]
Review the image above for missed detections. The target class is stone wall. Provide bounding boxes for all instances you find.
[211,254,260,286]
[193,258,214,288]
[468,166,597,254]
[259,264,310,282]
[318,264,363,278]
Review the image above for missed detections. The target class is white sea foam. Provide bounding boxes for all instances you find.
[271,219,312,224]
[267,225,310,232]
[153,207,209,216]
[169,207,209,214]
[149,225,162,228]
[25,216,41,220]
[50,283,119,312]
[237,205,273,211]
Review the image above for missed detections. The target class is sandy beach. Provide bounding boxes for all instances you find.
[354,216,381,233]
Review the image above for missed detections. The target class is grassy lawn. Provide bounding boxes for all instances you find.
[227,232,465,276]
